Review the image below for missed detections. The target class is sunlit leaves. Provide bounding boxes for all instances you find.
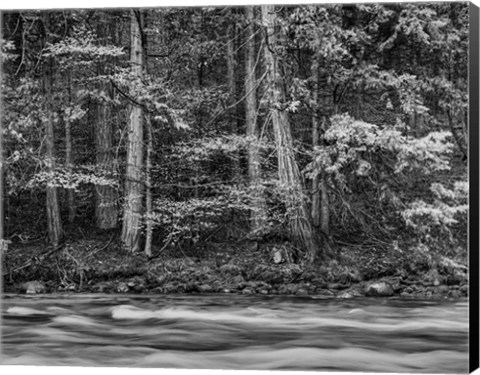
[29,167,118,191]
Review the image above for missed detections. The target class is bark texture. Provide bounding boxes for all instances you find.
[43,12,63,247]
[245,6,266,230]
[311,60,321,228]
[144,117,153,257]
[95,84,118,230]
[121,10,145,252]
[227,21,241,180]
[65,72,75,224]
[310,60,330,236]
[262,5,318,263]
[0,19,5,252]
[95,19,119,230]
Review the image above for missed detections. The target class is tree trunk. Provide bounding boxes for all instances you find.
[144,117,153,257]
[95,83,118,229]
[245,6,266,231]
[262,4,318,264]
[65,71,75,224]
[319,117,330,236]
[42,12,63,247]
[227,21,241,180]
[121,10,145,252]
[95,17,118,230]
[311,59,321,228]
[0,18,6,254]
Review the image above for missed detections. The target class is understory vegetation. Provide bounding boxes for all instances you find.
[1,3,469,297]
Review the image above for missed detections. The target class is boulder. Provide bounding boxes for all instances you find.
[22,281,46,294]
[295,288,308,296]
[365,282,394,297]
[116,282,129,293]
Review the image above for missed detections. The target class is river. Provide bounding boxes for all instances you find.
[1,294,468,373]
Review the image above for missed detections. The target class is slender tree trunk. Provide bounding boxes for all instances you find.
[65,71,75,224]
[311,60,331,236]
[227,22,241,180]
[319,117,330,236]
[262,5,318,264]
[0,18,6,255]
[311,59,321,228]
[245,6,266,231]
[95,84,118,229]
[144,117,153,257]
[121,10,145,252]
[42,12,63,247]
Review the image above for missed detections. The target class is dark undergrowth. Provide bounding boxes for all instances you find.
[2,232,468,299]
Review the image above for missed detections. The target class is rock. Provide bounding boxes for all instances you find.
[365,282,394,297]
[316,289,335,296]
[242,288,254,295]
[295,288,308,296]
[117,282,129,293]
[403,286,414,294]
[337,291,354,299]
[259,289,269,295]
[231,275,245,286]
[219,263,242,276]
[437,285,449,295]
[460,284,469,296]
[22,281,46,294]
[273,250,283,264]
[337,289,363,299]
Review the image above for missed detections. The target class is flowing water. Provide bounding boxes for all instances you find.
[1,294,469,373]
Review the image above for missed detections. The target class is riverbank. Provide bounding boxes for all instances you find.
[2,235,469,298]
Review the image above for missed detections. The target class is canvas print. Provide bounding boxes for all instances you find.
[0,1,474,373]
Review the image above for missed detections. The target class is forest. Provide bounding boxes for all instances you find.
[0,3,470,298]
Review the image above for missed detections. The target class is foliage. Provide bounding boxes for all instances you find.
[305,113,465,253]
[1,4,468,264]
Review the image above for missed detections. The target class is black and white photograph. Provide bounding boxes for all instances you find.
[0,0,477,373]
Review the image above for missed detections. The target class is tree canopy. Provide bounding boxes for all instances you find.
[1,4,468,275]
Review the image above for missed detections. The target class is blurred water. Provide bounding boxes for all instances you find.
[1,294,468,372]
